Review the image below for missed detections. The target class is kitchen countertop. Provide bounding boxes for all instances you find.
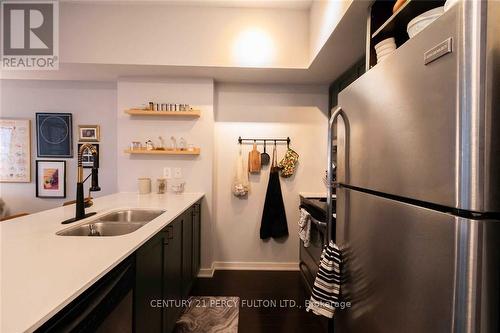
[298,192,336,199]
[0,192,204,333]
[298,192,326,198]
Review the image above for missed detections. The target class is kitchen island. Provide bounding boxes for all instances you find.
[0,192,204,333]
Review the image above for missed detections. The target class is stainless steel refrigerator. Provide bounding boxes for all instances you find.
[327,1,500,332]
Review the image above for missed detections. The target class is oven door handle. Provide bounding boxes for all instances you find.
[310,216,327,228]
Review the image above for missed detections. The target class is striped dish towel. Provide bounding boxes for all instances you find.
[306,240,342,318]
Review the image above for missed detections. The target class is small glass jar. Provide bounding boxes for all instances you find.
[131,141,142,150]
[170,181,185,194]
[179,137,187,150]
[145,140,154,150]
[157,178,167,194]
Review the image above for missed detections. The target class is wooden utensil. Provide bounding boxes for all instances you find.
[393,0,407,13]
[261,141,270,166]
[248,142,262,173]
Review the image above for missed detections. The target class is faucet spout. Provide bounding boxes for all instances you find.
[78,143,98,182]
[62,143,101,224]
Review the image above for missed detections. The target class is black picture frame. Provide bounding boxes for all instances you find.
[36,160,66,198]
[36,113,73,158]
[78,144,100,168]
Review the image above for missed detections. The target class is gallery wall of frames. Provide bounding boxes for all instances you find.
[1,113,101,199]
[0,80,118,215]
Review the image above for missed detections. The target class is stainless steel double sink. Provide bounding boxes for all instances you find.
[57,209,166,236]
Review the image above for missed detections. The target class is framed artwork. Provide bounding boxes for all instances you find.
[36,160,66,198]
[0,119,31,183]
[78,143,99,168]
[78,125,100,142]
[36,113,73,158]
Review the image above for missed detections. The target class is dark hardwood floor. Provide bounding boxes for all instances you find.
[191,270,329,333]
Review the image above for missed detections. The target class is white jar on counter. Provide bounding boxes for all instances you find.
[138,178,152,194]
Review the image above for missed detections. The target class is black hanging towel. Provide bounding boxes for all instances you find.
[260,143,288,239]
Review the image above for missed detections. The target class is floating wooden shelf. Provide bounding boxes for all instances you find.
[124,148,200,155]
[125,109,201,117]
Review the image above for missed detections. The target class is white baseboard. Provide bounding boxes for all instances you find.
[198,261,299,278]
[198,265,216,278]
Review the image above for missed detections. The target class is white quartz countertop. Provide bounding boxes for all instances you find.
[299,192,336,199]
[0,192,204,333]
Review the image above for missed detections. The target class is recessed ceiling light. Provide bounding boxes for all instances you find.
[232,28,276,67]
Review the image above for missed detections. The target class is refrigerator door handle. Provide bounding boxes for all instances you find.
[328,106,349,243]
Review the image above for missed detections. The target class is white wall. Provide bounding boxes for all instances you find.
[116,77,215,269]
[0,80,117,215]
[0,77,328,270]
[60,3,309,68]
[213,83,328,267]
[309,0,353,60]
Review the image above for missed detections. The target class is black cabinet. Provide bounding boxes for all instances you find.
[135,232,164,333]
[163,218,183,333]
[134,201,201,333]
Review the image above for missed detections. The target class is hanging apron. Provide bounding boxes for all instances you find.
[260,144,289,239]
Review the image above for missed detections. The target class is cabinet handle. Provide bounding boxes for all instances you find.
[193,204,200,215]
[162,225,174,241]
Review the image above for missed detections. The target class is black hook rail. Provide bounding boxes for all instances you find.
[238,136,291,146]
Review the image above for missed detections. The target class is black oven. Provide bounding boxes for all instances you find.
[299,196,335,294]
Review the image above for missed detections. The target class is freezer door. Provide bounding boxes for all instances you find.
[336,2,500,213]
[335,188,500,333]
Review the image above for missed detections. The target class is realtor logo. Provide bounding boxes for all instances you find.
[1,1,59,70]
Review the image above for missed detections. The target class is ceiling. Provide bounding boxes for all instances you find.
[60,0,314,9]
[0,0,370,84]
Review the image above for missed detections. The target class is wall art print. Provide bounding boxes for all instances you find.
[0,118,31,183]
[36,113,73,158]
[36,160,66,198]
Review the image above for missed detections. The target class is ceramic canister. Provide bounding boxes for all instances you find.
[138,178,152,194]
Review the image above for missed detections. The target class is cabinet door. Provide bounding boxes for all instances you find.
[192,203,201,278]
[135,232,164,333]
[163,218,183,333]
[181,208,193,297]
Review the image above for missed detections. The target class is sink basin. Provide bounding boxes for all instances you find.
[57,209,166,236]
[57,222,147,236]
[97,209,166,223]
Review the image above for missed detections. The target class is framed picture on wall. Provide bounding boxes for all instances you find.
[78,125,100,142]
[78,144,99,168]
[0,119,31,183]
[36,160,66,198]
[36,113,73,158]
